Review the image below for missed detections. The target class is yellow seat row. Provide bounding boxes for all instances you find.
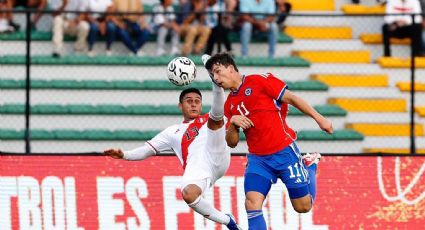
[360,33,410,45]
[328,98,406,112]
[346,123,424,136]
[312,74,388,87]
[341,4,385,14]
[293,50,371,63]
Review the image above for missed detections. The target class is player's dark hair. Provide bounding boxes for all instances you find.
[205,52,239,72]
[179,88,202,103]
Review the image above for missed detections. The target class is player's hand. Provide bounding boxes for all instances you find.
[231,115,254,130]
[104,148,124,159]
[318,118,333,134]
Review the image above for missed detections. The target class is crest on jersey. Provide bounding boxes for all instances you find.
[245,88,252,96]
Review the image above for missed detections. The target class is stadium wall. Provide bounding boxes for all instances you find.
[1,155,424,230]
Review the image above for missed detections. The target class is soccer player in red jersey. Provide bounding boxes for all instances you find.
[205,53,333,230]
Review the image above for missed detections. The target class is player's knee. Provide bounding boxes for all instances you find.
[292,201,312,213]
[182,185,202,204]
[245,196,263,210]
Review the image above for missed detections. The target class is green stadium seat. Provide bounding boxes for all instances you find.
[50,80,84,89]
[0,129,24,139]
[32,104,68,114]
[0,104,25,114]
[0,79,23,88]
[82,129,114,140]
[96,104,128,115]
[0,55,310,67]
[31,129,55,140]
[52,129,83,140]
[66,104,98,114]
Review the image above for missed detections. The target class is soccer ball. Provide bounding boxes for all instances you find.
[167,57,197,86]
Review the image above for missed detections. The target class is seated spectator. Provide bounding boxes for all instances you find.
[152,0,181,56]
[0,0,15,33]
[179,0,211,56]
[110,0,150,56]
[382,0,423,57]
[12,0,47,30]
[239,0,278,58]
[205,0,233,55]
[83,0,116,57]
[276,0,291,30]
[50,0,90,57]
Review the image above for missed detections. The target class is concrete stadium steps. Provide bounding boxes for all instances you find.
[328,98,407,112]
[360,33,410,45]
[377,57,425,68]
[285,26,352,39]
[363,148,425,154]
[287,0,335,11]
[292,50,371,63]
[365,45,412,60]
[311,74,389,87]
[346,123,424,136]
[396,82,425,92]
[340,4,385,14]
[0,39,367,57]
[0,139,365,154]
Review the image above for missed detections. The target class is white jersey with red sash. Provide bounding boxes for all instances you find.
[146,113,230,183]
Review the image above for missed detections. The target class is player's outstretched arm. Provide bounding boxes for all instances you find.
[226,123,240,148]
[282,90,333,134]
[104,145,156,161]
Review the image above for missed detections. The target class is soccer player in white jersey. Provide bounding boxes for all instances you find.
[104,79,242,228]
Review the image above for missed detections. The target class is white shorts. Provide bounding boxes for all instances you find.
[181,125,231,194]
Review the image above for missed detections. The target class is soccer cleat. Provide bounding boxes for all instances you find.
[201,54,211,65]
[226,214,243,230]
[202,54,220,86]
[302,152,322,167]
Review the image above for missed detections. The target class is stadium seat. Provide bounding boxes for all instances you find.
[0,55,309,67]
[377,57,425,68]
[292,50,371,63]
[285,26,352,39]
[360,33,410,45]
[340,4,385,14]
[328,98,407,112]
[345,123,424,136]
[363,148,425,154]
[312,74,389,87]
[287,0,335,11]
[396,82,425,92]
[0,129,364,141]
[415,107,425,117]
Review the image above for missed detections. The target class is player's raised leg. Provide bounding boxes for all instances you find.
[203,54,226,131]
[181,179,241,230]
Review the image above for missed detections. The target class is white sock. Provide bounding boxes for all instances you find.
[209,83,225,121]
[189,196,230,225]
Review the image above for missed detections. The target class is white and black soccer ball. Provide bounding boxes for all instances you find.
[167,57,197,86]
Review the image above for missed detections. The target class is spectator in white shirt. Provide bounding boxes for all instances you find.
[152,0,181,56]
[382,0,423,56]
[50,0,90,57]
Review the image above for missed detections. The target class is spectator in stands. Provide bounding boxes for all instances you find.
[420,0,425,53]
[239,0,278,58]
[152,0,181,56]
[110,0,150,56]
[12,0,47,30]
[205,0,234,56]
[179,0,211,56]
[382,0,423,57]
[50,0,90,57]
[276,0,291,30]
[84,0,116,57]
[0,0,15,33]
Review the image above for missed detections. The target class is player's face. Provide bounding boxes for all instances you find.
[210,64,234,89]
[179,92,202,120]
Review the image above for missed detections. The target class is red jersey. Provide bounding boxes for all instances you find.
[224,73,297,155]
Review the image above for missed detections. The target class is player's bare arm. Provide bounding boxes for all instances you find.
[226,122,240,148]
[104,148,124,159]
[282,90,333,134]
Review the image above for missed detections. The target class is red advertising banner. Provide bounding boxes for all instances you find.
[0,155,424,229]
